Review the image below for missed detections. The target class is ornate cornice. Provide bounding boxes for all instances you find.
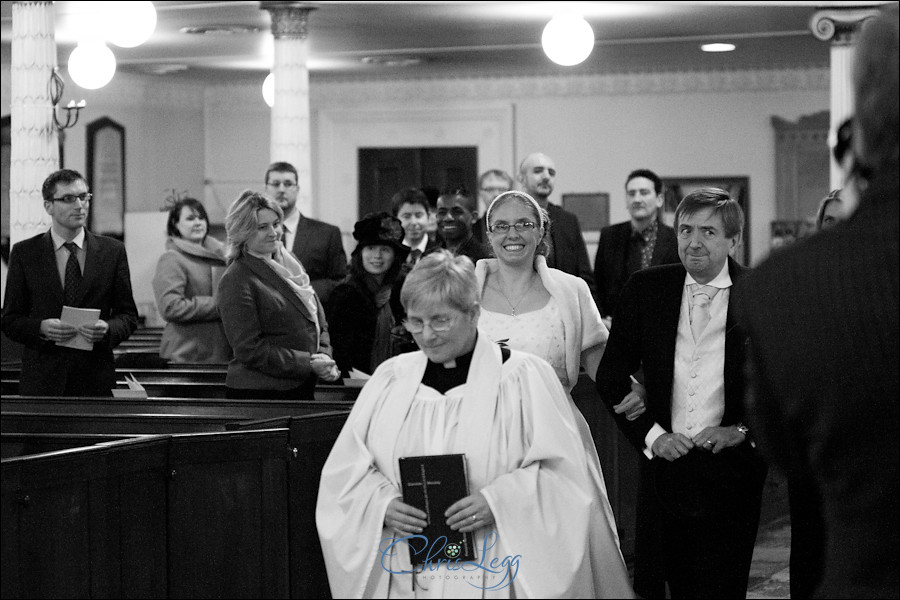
[810,8,882,45]
[260,2,317,40]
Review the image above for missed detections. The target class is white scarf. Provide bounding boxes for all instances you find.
[249,244,320,343]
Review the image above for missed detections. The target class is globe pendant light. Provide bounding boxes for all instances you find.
[106,1,158,48]
[263,73,275,108]
[542,14,595,66]
[68,41,117,89]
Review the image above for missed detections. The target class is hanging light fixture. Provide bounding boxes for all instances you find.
[542,14,595,66]
[68,41,117,90]
[105,1,158,48]
[262,73,275,108]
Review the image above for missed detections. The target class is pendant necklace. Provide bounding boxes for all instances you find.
[495,272,536,317]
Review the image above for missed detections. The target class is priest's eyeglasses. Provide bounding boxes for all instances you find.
[403,316,454,334]
[52,192,92,204]
[489,221,536,234]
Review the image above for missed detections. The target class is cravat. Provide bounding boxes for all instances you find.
[63,242,82,306]
[689,284,718,342]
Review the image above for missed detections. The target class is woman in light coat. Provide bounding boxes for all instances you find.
[153,197,231,363]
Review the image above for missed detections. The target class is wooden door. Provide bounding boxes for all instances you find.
[358,146,477,216]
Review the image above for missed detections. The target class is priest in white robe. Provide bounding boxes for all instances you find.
[316,250,633,599]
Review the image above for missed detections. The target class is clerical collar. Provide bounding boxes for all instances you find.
[421,338,476,394]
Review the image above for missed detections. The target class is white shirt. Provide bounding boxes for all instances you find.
[644,261,733,458]
[50,227,86,287]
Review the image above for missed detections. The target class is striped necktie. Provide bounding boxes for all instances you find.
[689,284,718,341]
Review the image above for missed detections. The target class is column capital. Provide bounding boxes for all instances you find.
[810,7,881,45]
[260,2,317,40]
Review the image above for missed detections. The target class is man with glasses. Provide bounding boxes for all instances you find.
[265,161,347,304]
[434,186,490,264]
[472,168,513,244]
[1,169,138,396]
[518,152,597,303]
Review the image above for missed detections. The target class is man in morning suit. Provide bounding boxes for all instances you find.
[594,168,679,327]
[596,188,765,598]
[517,152,597,300]
[1,169,138,396]
[735,5,898,598]
[265,161,347,304]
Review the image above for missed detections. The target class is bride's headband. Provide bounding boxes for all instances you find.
[486,191,545,231]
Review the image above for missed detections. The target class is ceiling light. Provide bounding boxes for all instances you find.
[360,56,423,67]
[542,14,595,66]
[263,73,274,108]
[701,43,736,53]
[68,41,117,90]
[105,1,157,48]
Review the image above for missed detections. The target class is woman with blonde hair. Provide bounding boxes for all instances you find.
[217,190,339,399]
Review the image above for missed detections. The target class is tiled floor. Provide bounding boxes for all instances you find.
[747,515,792,599]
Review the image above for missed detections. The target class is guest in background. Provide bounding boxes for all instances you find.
[317,250,633,598]
[434,186,490,264]
[472,168,514,243]
[218,190,339,400]
[391,187,438,275]
[594,168,680,327]
[326,212,408,378]
[265,161,347,304]
[735,5,898,597]
[152,196,231,364]
[518,152,597,300]
[815,188,845,230]
[1,168,138,396]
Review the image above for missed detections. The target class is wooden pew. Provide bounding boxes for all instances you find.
[2,395,355,419]
[1,433,142,459]
[229,412,351,599]
[2,410,352,598]
[2,429,290,598]
[0,411,244,434]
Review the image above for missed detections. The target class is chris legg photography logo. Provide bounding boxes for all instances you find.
[379,531,520,591]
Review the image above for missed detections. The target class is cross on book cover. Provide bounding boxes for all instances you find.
[398,453,476,565]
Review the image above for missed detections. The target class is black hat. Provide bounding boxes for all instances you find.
[351,212,410,261]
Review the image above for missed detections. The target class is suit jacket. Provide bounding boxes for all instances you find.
[290,216,347,304]
[596,257,765,597]
[735,173,899,599]
[1,230,138,396]
[217,253,333,393]
[545,203,597,302]
[593,220,680,319]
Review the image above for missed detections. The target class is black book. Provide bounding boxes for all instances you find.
[398,453,476,565]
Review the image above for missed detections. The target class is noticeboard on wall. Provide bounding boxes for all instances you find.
[86,117,126,241]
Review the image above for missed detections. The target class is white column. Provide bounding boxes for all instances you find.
[810,8,880,189]
[10,1,58,246]
[261,2,315,217]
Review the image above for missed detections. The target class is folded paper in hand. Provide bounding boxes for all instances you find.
[112,373,148,399]
[57,305,100,351]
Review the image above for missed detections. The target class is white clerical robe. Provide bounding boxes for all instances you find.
[316,331,633,599]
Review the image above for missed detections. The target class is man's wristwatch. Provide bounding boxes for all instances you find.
[736,423,750,437]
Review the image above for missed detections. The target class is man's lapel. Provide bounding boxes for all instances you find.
[291,216,311,261]
[41,232,65,304]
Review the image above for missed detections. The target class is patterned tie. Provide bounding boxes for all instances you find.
[689,284,718,342]
[63,242,82,306]
[408,248,422,265]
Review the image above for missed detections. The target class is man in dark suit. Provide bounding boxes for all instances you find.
[596,188,765,598]
[265,161,347,304]
[735,6,898,598]
[517,152,597,299]
[594,168,680,326]
[1,169,138,396]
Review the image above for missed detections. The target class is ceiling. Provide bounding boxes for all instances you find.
[0,1,892,85]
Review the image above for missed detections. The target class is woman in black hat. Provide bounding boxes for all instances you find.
[326,212,409,378]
